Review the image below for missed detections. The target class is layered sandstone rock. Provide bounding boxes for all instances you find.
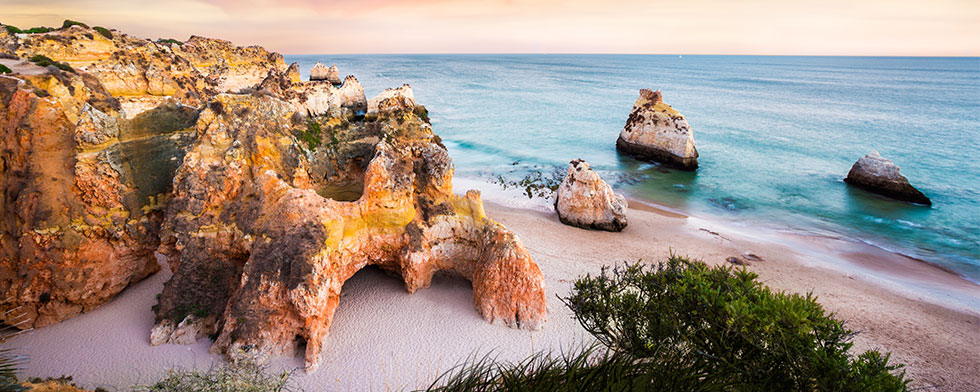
[149,92,546,371]
[0,70,182,330]
[0,22,547,371]
[309,61,341,84]
[6,25,288,118]
[845,150,931,205]
[368,84,416,115]
[617,89,698,170]
[555,159,628,232]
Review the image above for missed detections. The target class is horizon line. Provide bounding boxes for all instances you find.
[282,52,980,58]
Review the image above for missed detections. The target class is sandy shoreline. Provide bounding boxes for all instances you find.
[3,184,979,391]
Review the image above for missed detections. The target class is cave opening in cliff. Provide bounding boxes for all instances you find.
[315,178,363,202]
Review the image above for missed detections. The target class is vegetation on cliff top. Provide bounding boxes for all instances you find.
[93,26,113,39]
[28,54,74,73]
[4,19,91,35]
[425,256,910,391]
[157,38,184,46]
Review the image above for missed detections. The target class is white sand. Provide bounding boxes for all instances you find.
[4,182,979,391]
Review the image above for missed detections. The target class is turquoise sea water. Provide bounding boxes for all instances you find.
[286,54,980,282]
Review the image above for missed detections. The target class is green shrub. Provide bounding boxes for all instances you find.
[28,54,74,73]
[4,25,22,34]
[93,26,113,39]
[158,38,184,46]
[297,120,322,150]
[22,27,55,34]
[0,64,11,74]
[61,20,89,29]
[133,360,296,392]
[425,256,909,391]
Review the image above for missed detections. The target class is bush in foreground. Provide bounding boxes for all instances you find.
[425,256,909,391]
[132,360,295,392]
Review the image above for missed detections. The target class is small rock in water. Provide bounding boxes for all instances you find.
[844,150,931,205]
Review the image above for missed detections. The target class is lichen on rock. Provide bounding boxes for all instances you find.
[555,159,628,232]
[617,89,699,170]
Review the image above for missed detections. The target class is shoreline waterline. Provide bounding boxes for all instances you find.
[454,175,980,315]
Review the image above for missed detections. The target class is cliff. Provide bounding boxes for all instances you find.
[0,21,547,369]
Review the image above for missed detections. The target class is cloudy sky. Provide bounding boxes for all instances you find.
[2,0,978,55]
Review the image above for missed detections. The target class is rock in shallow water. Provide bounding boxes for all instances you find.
[555,159,628,232]
[616,89,699,170]
[844,150,931,205]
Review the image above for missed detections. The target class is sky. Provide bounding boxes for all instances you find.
[1,0,978,55]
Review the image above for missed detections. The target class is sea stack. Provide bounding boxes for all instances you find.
[616,89,698,170]
[310,61,341,84]
[844,150,931,205]
[555,159,628,232]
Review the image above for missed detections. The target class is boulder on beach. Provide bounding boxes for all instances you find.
[309,61,341,84]
[844,150,931,205]
[555,159,628,231]
[616,89,698,170]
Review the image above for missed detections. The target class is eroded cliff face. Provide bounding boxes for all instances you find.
[0,70,181,329]
[149,89,545,371]
[0,22,546,370]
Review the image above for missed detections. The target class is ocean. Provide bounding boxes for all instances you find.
[285,54,980,283]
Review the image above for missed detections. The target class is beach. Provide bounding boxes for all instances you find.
[7,181,979,391]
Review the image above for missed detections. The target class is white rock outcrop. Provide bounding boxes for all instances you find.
[368,84,417,115]
[554,159,628,231]
[309,61,341,84]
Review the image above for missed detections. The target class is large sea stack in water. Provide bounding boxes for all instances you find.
[0,22,547,370]
[616,89,699,170]
[844,150,931,205]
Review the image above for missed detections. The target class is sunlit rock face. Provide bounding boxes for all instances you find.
[150,92,546,371]
[555,159,628,232]
[309,61,341,85]
[0,70,192,329]
[7,26,288,118]
[0,22,546,371]
[617,89,698,170]
[845,150,931,205]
